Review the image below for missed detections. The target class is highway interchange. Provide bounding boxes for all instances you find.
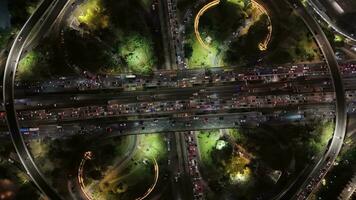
[271,0,347,199]
[306,0,356,42]
[3,0,70,199]
[1,0,353,199]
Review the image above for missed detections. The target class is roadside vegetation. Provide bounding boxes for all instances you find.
[17,40,76,80]
[196,120,334,199]
[85,134,168,200]
[23,134,132,199]
[0,140,40,200]
[66,0,162,75]
[312,140,356,200]
[264,14,321,65]
[17,51,49,80]
[181,0,321,69]
[118,34,156,74]
[77,0,109,30]
[184,0,255,68]
[0,0,39,50]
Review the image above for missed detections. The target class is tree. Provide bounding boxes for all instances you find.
[184,44,193,58]
[225,15,268,65]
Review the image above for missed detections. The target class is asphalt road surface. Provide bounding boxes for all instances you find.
[1,0,348,199]
[3,0,71,199]
[273,0,347,199]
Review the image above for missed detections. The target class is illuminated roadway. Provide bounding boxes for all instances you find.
[273,0,347,199]
[194,0,272,50]
[307,0,356,42]
[1,0,348,199]
[251,0,272,50]
[194,0,221,50]
[3,0,70,199]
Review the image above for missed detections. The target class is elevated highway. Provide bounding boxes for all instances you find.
[3,0,71,199]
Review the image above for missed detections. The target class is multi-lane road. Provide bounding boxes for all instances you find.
[307,0,356,42]
[3,0,71,199]
[1,0,350,199]
[272,0,347,199]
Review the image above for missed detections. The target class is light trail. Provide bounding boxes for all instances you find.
[194,0,221,50]
[194,0,272,51]
[77,151,93,200]
[136,158,159,200]
[251,0,272,51]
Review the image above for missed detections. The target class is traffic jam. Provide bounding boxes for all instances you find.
[185,132,204,199]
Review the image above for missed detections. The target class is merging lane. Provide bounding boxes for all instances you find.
[3,0,71,199]
[307,0,356,42]
[274,0,347,199]
[1,0,347,199]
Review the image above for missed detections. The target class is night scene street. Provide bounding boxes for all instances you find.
[0,0,355,199]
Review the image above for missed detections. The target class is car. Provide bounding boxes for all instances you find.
[351,46,356,52]
[187,136,193,143]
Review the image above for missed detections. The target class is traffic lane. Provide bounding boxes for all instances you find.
[11,76,335,109]
[179,131,197,199]
[11,67,331,97]
[3,0,70,199]
[12,102,335,128]
[13,82,336,111]
[6,112,264,139]
[294,1,345,106]
[23,76,333,98]
[21,0,59,53]
[1,91,337,128]
[307,0,356,42]
[169,132,185,200]
[14,74,332,98]
[7,87,337,122]
[14,89,336,120]
[13,76,356,114]
[103,113,328,137]
[275,1,346,199]
[6,105,63,199]
[3,0,59,196]
[0,103,335,141]
[296,0,347,190]
[0,104,335,142]
[12,60,355,97]
[18,105,335,140]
